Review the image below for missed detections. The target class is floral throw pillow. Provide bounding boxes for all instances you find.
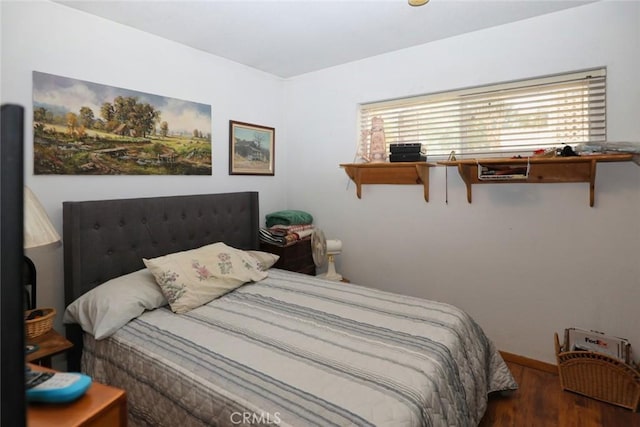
[246,250,280,271]
[143,242,267,313]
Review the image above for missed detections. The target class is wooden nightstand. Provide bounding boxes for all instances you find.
[26,329,73,368]
[260,238,316,275]
[27,364,127,427]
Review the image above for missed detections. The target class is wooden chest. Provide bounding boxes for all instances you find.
[259,238,316,275]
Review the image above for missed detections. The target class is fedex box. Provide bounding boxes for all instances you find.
[565,328,632,364]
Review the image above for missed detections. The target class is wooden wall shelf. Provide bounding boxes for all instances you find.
[438,153,634,206]
[340,162,435,202]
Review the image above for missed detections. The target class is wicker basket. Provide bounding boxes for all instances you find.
[24,308,56,339]
[555,333,640,411]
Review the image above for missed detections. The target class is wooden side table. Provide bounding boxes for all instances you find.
[260,238,316,275]
[27,364,127,427]
[26,329,73,368]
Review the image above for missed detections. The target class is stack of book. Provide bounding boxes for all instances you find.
[389,143,426,162]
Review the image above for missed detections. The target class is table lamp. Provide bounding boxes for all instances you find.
[24,186,61,309]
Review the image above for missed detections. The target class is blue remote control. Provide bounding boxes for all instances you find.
[26,366,92,403]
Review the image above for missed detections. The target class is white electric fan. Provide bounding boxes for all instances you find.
[311,228,343,281]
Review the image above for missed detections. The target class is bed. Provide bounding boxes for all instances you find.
[63,191,517,427]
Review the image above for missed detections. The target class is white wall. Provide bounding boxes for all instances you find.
[284,1,640,364]
[1,1,288,333]
[2,0,639,366]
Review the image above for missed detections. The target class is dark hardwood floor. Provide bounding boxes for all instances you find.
[479,361,640,427]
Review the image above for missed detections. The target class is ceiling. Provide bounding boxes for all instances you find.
[56,0,594,78]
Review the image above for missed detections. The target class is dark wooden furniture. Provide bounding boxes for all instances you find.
[26,329,74,368]
[260,238,316,275]
[27,364,127,427]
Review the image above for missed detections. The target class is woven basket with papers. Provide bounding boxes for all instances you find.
[554,333,640,411]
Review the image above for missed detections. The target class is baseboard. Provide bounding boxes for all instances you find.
[500,351,558,375]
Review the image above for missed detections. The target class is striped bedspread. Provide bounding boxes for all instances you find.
[83,269,517,427]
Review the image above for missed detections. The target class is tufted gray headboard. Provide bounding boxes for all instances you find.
[62,191,259,370]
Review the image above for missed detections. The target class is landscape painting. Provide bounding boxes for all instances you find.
[229,120,275,176]
[32,71,212,175]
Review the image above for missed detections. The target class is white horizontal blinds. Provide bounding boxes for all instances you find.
[359,69,606,159]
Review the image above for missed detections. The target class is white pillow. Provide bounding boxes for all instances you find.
[63,268,167,340]
[143,242,268,314]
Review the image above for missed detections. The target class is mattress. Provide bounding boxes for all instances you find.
[82,269,517,427]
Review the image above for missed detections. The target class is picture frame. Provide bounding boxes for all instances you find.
[32,71,212,175]
[229,120,275,176]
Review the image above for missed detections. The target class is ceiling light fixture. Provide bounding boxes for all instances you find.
[408,0,429,6]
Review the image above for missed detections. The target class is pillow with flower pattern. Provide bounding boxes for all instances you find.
[143,242,267,313]
[246,250,280,271]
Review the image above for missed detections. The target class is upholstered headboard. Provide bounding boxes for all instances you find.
[62,191,259,370]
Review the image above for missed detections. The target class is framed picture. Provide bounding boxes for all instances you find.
[33,71,212,175]
[229,120,275,176]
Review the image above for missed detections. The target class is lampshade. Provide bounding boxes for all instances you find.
[24,186,61,250]
[408,0,429,6]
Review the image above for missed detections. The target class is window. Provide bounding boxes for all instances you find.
[358,69,606,160]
